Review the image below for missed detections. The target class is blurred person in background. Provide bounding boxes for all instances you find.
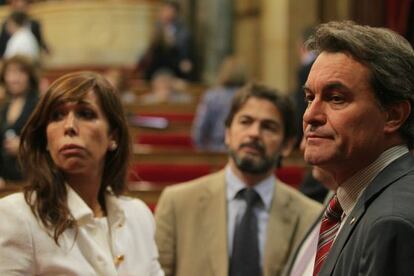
[136,1,194,81]
[0,55,38,188]
[3,10,39,62]
[292,26,317,148]
[0,72,164,275]
[0,0,50,58]
[139,68,192,104]
[192,56,248,151]
[103,67,136,105]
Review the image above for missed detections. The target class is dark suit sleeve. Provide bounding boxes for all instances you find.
[30,19,49,54]
[0,21,10,57]
[361,216,414,276]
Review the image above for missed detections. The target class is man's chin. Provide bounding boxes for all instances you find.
[304,151,331,166]
[237,157,274,174]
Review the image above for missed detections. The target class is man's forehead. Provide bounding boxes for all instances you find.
[305,52,371,91]
[235,98,281,121]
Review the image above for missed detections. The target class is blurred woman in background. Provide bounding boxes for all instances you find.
[0,55,38,187]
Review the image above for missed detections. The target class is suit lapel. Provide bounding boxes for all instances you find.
[263,182,299,276]
[320,153,414,275]
[199,171,228,276]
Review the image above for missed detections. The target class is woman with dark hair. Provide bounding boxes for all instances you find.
[0,71,164,275]
[0,55,38,187]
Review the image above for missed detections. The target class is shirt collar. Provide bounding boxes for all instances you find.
[66,184,125,227]
[225,165,275,211]
[337,145,409,216]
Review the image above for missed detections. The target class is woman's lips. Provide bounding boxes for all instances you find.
[59,144,85,155]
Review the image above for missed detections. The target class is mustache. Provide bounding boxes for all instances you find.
[239,140,265,154]
[304,125,333,137]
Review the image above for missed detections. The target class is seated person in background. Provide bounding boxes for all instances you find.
[139,69,192,104]
[103,67,136,105]
[3,11,39,62]
[155,83,321,276]
[0,55,39,187]
[0,0,50,58]
[0,72,164,275]
[292,26,316,148]
[192,56,248,151]
[137,1,194,81]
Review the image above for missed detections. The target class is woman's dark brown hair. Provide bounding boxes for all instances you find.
[19,71,131,244]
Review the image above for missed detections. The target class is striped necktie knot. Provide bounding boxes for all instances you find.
[313,195,343,276]
[325,195,343,221]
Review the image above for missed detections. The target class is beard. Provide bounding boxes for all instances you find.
[228,140,279,174]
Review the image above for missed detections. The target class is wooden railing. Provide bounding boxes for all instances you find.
[0,184,22,198]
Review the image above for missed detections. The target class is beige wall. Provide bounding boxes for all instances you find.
[234,0,319,93]
[234,0,261,81]
[260,0,319,93]
[287,0,320,92]
[0,0,158,68]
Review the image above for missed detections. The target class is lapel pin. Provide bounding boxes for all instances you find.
[349,217,356,225]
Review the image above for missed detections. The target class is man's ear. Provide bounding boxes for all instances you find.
[224,128,230,147]
[281,137,296,158]
[383,100,411,134]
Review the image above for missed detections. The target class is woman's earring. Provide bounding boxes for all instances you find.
[109,141,118,151]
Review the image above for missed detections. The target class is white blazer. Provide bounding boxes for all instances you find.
[0,186,164,276]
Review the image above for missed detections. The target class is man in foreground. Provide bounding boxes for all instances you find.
[303,21,414,275]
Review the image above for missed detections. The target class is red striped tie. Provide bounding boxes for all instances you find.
[313,195,343,276]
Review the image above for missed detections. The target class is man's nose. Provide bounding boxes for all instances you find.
[247,122,261,137]
[303,98,326,128]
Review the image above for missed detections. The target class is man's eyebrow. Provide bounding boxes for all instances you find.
[263,118,281,126]
[302,82,350,93]
[323,82,349,92]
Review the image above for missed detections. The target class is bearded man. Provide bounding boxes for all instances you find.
[155,83,321,276]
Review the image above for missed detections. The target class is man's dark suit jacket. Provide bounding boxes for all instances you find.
[320,152,414,276]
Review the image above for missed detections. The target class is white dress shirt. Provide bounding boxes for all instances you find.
[0,185,164,275]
